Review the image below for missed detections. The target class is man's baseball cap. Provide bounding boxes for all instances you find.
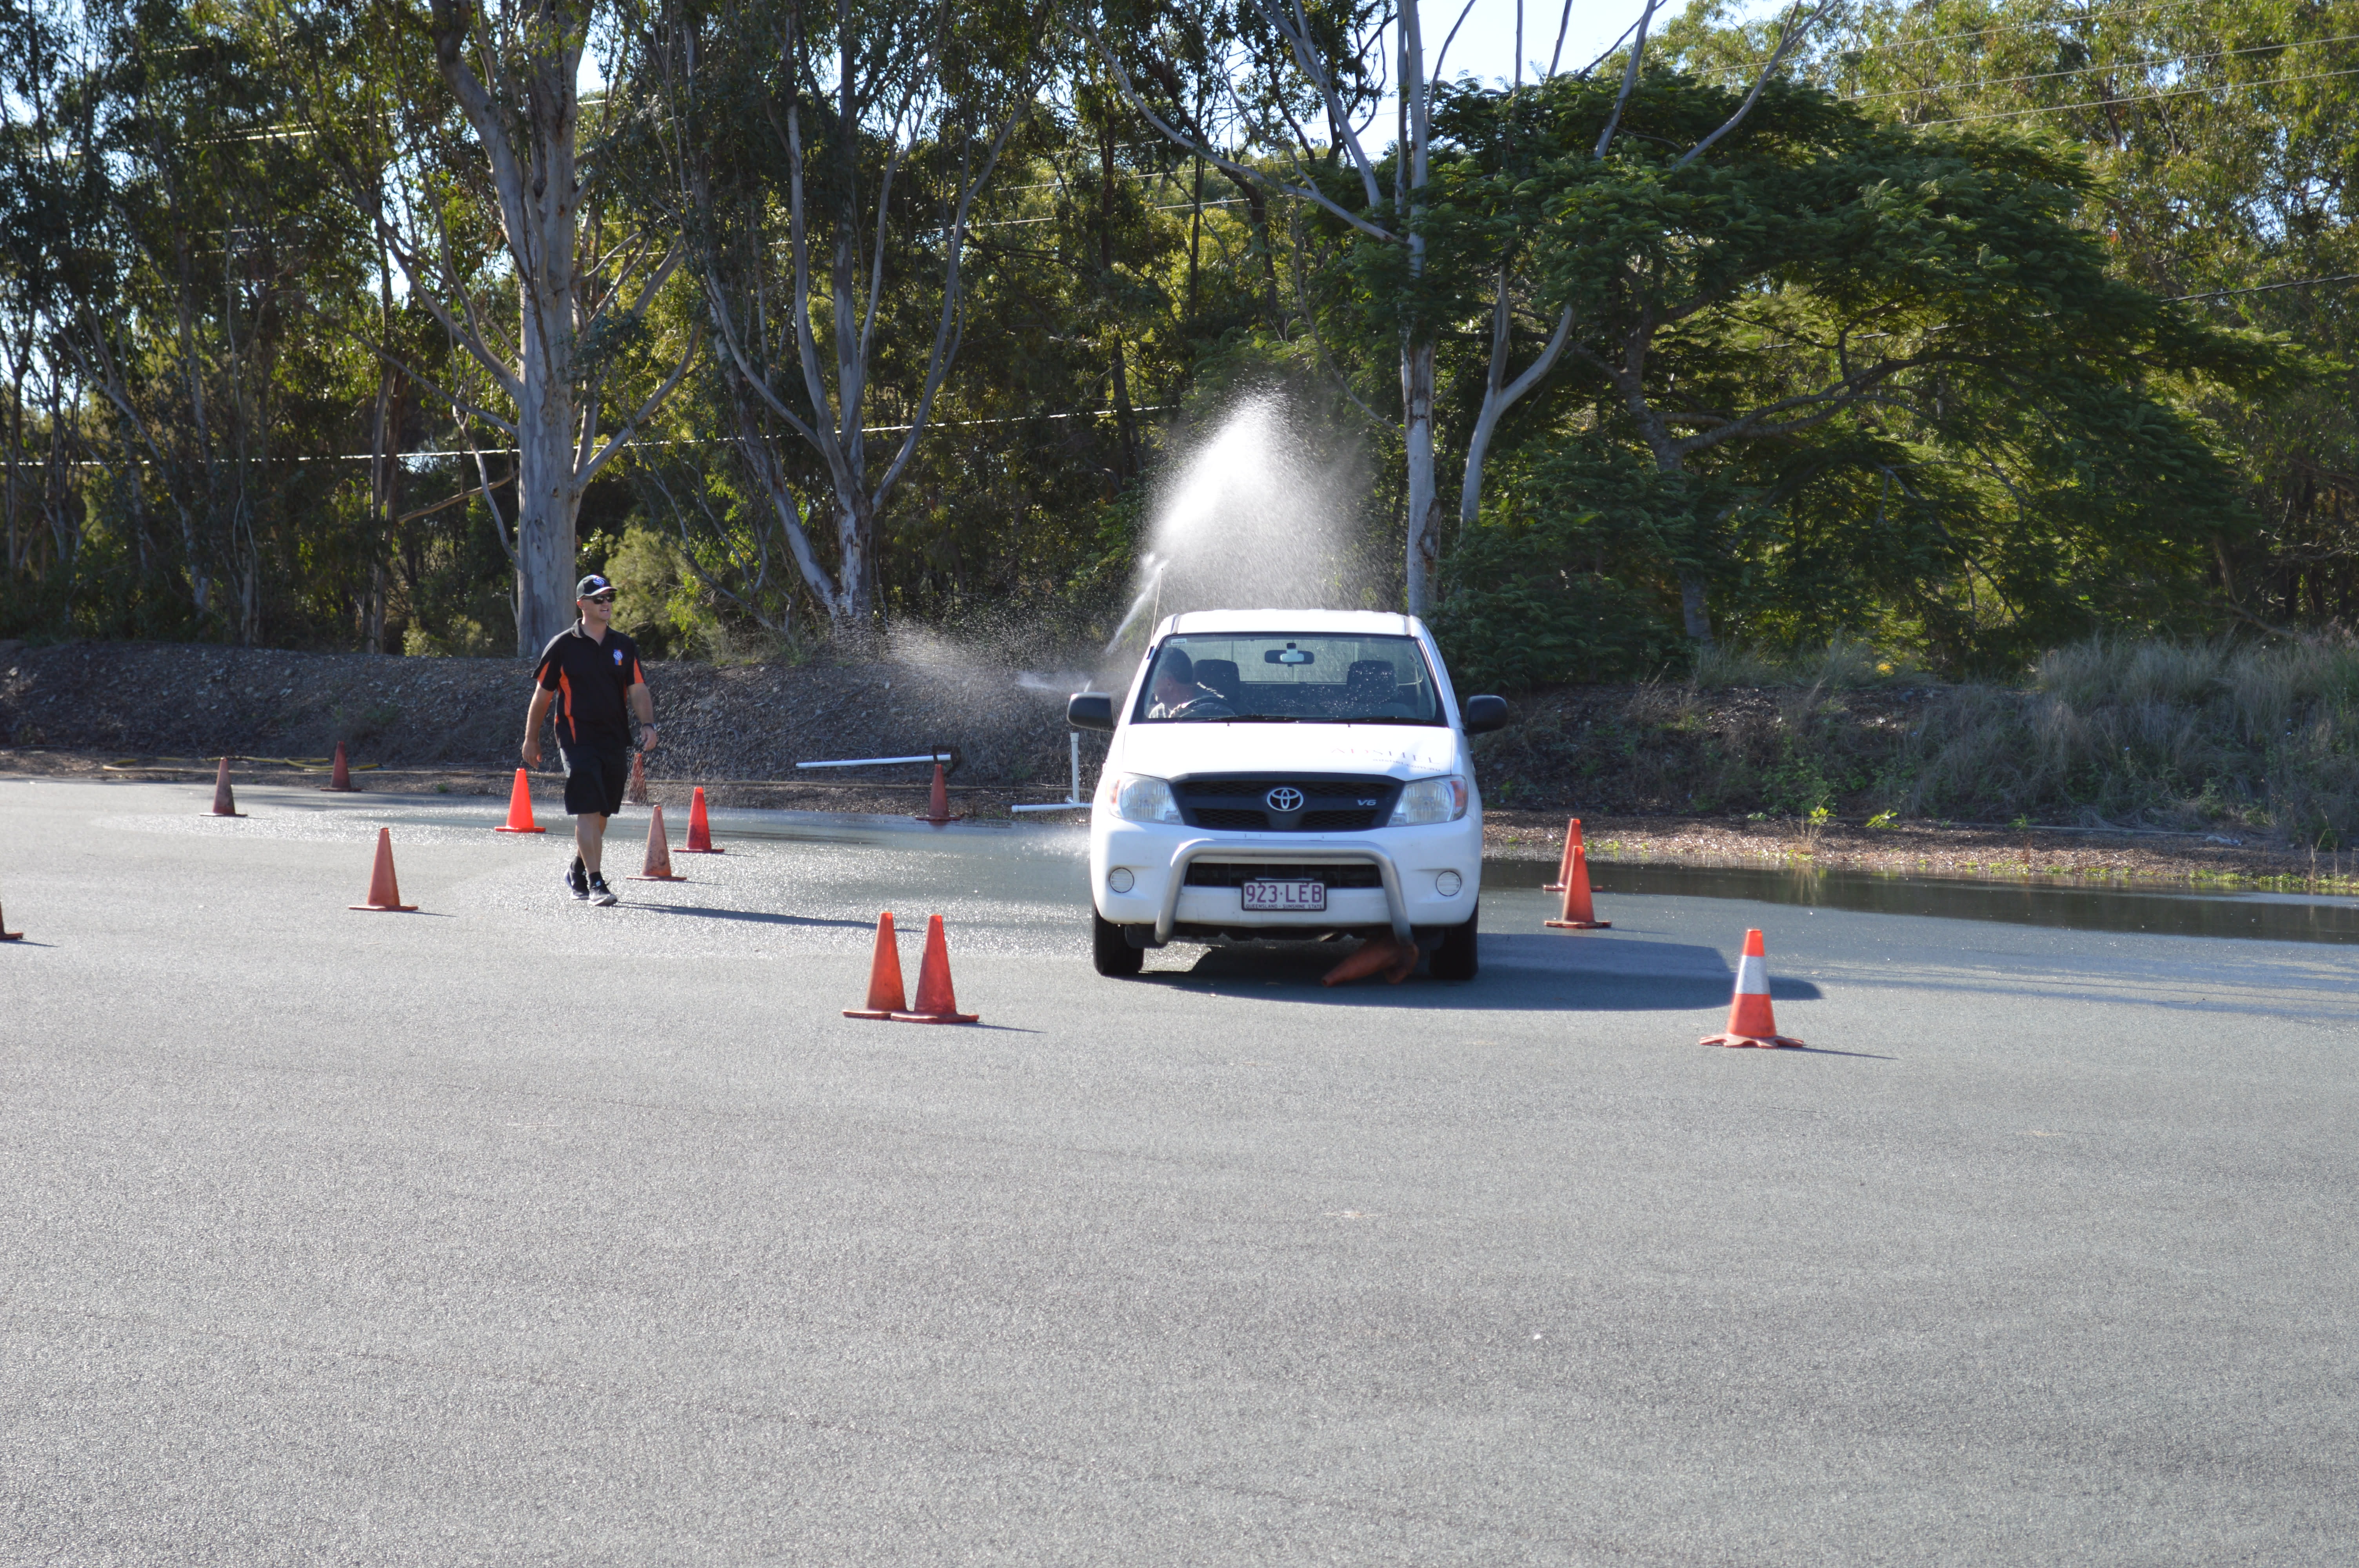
[576,574,614,599]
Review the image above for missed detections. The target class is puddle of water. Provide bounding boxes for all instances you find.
[198,788,2359,945]
[1484,856,2359,946]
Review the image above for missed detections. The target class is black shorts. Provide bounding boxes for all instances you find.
[558,740,630,817]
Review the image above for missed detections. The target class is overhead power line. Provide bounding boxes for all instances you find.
[237,404,1174,464]
[1845,32,2359,104]
[1910,63,2359,123]
[2169,272,2359,301]
[1827,0,2201,56]
[1696,0,2205,83]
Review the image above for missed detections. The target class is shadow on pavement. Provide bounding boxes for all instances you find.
[1147,933,1825,1012]
[633,905,878,931]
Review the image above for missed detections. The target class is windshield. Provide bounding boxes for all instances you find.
[1130,633,1445,724]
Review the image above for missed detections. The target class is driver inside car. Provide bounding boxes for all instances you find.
[1145,648,1234,719]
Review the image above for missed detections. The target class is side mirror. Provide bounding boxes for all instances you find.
[1067,692,1117,732]
[1461,694,1510,735]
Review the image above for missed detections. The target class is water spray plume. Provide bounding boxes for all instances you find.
[1101,396,1363,669]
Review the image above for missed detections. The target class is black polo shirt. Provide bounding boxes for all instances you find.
[534,623,645,748]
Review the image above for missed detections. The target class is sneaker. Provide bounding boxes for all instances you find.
[587,871,619,907]
[565,857,590,901]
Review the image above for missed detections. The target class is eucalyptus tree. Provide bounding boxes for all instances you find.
[59,0,380,644]
[347,0,696,655]
[1096,0,1819,616]
[1743,0,2359,627]
[638,0,1047,633]
[1475,72,2290,650]
[0,0,100,603]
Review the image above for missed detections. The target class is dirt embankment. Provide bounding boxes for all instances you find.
[0,639,1099,813]
[0,639,2326,885]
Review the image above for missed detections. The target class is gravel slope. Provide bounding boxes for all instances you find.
[0,637,2321,884]
[0,639,1096,803]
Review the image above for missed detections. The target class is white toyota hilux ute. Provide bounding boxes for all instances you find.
[1067,609,1510,980]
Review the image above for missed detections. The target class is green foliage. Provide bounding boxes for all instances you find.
[590,524,724,662]
[1432,442,1702,688]
[0,0,2348,695]
[1393,62,2296,670]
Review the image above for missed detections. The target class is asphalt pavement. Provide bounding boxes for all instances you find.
[1,775,2352,1565]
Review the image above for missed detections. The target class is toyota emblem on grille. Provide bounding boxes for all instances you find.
[1265,786,1305,813]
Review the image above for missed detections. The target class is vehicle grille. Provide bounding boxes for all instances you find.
[1175,775,1398,832]
[1185,861,1385,889]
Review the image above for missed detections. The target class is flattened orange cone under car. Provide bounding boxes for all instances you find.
[891,914,978,1023]
[209,757,245,818]
[678,786,724,853]
[844,911,909,1020]
[1701,928,1804,1048]
[628,803,687,882]
[1543,817,1585,892]
[1321,933,1420,985]
[1544,844,1610,929]
[493,768,546,833]
[349,828,420,912]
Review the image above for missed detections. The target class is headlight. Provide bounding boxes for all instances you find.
[1112,774,1182,824]
[1388,775,1468,826]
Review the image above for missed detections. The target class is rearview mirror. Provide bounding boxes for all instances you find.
[1461,694,1510,735]
[1067,692,1116,732]
[1263,646,1315,665]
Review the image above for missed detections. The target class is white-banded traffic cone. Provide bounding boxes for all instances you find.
[1700,928,1804,1049]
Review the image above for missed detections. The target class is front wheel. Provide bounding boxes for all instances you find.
[1428,902,1479,981]
[1093,908,1145,976]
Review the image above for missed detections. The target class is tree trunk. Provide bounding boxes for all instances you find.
[838,492,874,629]
[428,0,594,656]
[1402,336,1439,617]
[1099,119,1140,481]
[1681,575,1713,643]
[514,314,580,652]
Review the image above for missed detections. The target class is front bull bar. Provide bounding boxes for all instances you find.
[1152,837,1413,946]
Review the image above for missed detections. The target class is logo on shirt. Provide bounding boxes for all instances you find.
[613,648,625,666]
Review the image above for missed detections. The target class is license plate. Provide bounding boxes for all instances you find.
[1241,878,1326,912]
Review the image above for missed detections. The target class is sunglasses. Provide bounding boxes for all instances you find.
[582,593,617,604]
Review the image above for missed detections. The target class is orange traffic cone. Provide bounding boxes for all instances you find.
[1544,844,1610,929]
[843,911,909,1020]
[628,803,687,882]
[892,914,978,1023]
[628,749,650,806]
[1543,818,1585,891]
[679,786,723,853]
[911,762,961,825]
[209,757,245,818]
[349,827,420,912]
[1321,933,1420,985]
[493,768,546,833]
[1701,929,1803,1048]
[320,741,358,792]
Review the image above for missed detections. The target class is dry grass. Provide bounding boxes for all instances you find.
[1475,634,2359,845]
[1901,637,2359,841]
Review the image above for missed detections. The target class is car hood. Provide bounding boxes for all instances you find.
[1112,722,1462,782]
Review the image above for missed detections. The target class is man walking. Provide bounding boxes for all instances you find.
[522,575,657,905]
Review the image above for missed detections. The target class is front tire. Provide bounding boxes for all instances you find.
[1429,902,1479,981]
[1093,908,1145,976]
